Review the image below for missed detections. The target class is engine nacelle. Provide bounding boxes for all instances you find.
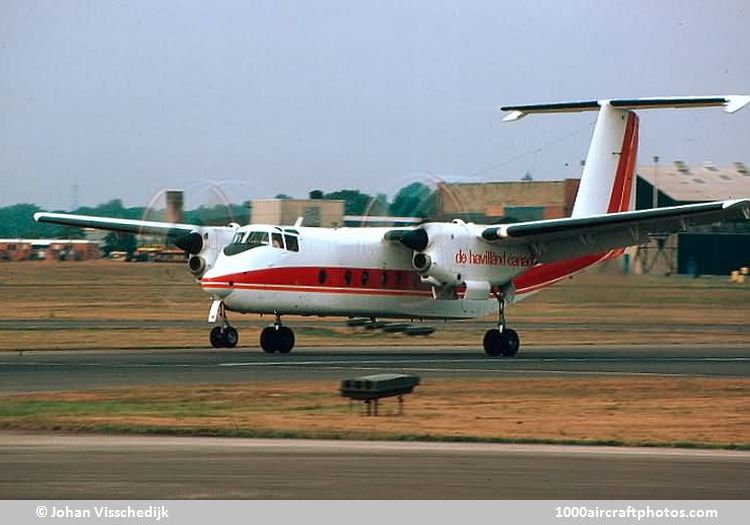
[173,231,204,254]
[179,226,237,278]
[188,255,207,276]
[412,252,464,287]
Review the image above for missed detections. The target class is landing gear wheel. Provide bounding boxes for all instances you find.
[260,325,296,354]
[223,326,239,348]
[210,326,239,348]
[260,326,278,353]
[277,326,295,353]
[210,326,225,348]
[483,328,520,358]
[502,328,520,357]
[483,329,503,357]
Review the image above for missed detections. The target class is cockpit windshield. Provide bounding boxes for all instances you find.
[224,228,299,256]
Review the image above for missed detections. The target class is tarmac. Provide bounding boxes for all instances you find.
[1,432,748,499]
[0,344,747,392]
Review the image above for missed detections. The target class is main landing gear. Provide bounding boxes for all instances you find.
[209,302,239,348]
[483,295,520,358]
[260,313,295,354]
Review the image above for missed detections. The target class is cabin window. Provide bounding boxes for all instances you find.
[318,269,327,285]
[395,272,403,287]
[380,271,388,287]
[271,233,284,249]
[284,235,299,252]
[361,271,369,286]
[344,269,352,285]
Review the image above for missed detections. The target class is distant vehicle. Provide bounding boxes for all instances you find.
[36,95,750,356]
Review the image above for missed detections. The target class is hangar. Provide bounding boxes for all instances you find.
[635,162,750,275]
[436,163,750,275]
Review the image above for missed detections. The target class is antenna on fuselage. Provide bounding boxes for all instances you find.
[293,217,303,227]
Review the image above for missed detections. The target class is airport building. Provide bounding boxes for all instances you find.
[250,199,345,227]
[435,179,580,223]
[0,239,101,261]
[634,162,750,275]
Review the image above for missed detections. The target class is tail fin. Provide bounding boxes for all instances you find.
[501,96,750,218]
[573,104,639,217]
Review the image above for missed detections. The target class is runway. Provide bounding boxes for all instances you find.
[0,344,747,393]
[1,432,748,499]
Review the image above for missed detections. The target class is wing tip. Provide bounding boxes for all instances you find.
[501,110,525,122]
[725,95,750,114]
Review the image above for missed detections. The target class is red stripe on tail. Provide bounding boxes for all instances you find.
[607,112,639,213]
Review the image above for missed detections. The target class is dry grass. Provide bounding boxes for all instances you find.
[0,260,748,350]
[0,378,747,448]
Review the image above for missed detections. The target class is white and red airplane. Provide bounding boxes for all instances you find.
[36,96,750,356]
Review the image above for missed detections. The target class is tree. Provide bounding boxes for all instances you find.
[389,182,436,219]
[309,190,324,199]
[102,232,137,257]
[322,189,375,216]
[0,204,83,238]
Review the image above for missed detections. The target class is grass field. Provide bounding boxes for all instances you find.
[0,377,747,449]
[1,260,748,448]
[1,260,748,350]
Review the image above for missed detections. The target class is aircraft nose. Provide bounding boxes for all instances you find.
[200,268,234,300]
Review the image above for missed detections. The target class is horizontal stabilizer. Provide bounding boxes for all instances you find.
[501,95,750,121]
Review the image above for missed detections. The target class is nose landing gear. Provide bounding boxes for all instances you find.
[208,301,239,348]
[483,295,520,357]
[210,325,239,348]
[260,313,295,354]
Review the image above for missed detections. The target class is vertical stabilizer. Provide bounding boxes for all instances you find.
[571,104,639,217]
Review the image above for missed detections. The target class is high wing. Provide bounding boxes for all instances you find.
[34,212,198,237]
[33,211,237,254]
[481,199,750,263]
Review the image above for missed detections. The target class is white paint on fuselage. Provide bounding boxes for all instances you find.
[202,223,534,320]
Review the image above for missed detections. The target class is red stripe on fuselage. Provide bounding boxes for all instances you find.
[201,266,435,297]
[512,248,624,295]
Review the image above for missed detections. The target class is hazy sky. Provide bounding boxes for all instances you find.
[1,0,748,210]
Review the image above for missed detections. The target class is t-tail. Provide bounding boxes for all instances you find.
[501,96,750,218]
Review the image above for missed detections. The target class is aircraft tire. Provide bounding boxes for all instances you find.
[483,329,520,357]
[278,326,295,354]
[483,329,503,357]
[500,329,520,357]
[223,326,239,348]
[260,326,278,353]
[210,326,225,348]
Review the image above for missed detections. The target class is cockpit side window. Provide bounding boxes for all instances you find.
[284,235,299,252]
[247,231,269,247]
[224,230,270,256]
